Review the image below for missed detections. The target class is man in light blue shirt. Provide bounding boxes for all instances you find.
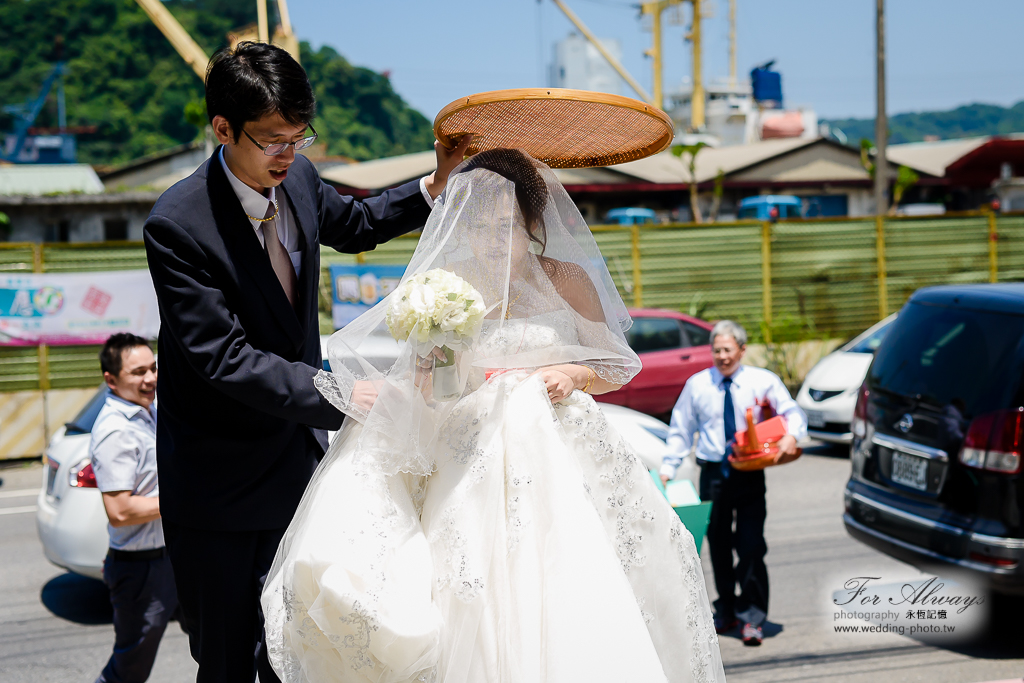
[90,333,176,683]
[661,320,806,646]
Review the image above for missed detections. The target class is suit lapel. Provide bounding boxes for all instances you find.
[206,149,305,349]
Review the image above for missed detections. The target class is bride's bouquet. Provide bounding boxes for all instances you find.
[386,268,486,400]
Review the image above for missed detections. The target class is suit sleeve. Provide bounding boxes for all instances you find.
[144,215,345,430]
[315,175,433,253]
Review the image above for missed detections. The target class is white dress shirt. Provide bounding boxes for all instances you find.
[218,148,436,281]
[661,364,807,477]
[219,148,304,278]
[89,394,163,551]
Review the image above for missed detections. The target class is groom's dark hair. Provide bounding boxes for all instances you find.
[205,41,316,142]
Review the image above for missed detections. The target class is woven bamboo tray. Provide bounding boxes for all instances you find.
[433,88,674,169]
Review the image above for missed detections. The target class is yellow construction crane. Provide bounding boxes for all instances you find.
[640,0,704,129]
[133,0,300,83]
[550,0,651,103]
[227,0,300,62]
[550,0,705,129]
[133,0,209,80]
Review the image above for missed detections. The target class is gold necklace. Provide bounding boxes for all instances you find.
[505,290,524,319]
[245,199,279,223]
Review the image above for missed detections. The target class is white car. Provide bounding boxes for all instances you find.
[796,314,896,445]
[36,382,673,579]
[36,387,111,580]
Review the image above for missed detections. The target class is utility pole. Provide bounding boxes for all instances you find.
[689,0,704,129]
[729,0,736,87]
[874,0,888,216]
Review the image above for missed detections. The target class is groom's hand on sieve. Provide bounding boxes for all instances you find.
[351,380,379,411]
[424,135,473,199]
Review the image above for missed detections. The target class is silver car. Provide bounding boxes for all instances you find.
[796,314,896,445]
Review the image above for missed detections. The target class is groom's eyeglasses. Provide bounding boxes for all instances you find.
[242,125,318,156]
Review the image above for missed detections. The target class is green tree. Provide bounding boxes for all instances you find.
[0,0,432,165]
[888,165,919,215]
[671,142,707,223]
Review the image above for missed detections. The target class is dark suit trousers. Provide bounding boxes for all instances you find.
[162,520,286,683]
[97,553,178,683]
[699,460,769,626]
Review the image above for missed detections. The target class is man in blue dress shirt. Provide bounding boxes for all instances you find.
[661,320,806,646]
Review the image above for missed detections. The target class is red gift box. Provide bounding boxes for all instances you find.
[729,407,802,470]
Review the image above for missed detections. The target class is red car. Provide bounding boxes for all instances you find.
[597,309,714,418]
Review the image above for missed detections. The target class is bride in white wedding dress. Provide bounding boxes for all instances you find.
[262,149,726,683]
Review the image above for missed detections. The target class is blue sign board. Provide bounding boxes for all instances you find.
[329,264,406,329]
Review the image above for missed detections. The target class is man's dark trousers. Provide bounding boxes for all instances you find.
[97,551,178,683]
[162,521,284,683]
[699,460,769,626]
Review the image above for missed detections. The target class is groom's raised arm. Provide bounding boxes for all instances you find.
[316,176,432,253]
[144,215,345,431]
[316,137,473,252]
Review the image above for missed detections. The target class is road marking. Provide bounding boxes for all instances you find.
[0,488,40,500]
[0,505,37,516]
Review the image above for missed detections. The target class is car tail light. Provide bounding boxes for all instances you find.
[851,383,870,438]
[958,408,1023,474]
[968,551,1018,567]
[44,454,61,496]
[68,460,98,488]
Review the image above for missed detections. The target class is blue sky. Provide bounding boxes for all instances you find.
[285,0,1024,122]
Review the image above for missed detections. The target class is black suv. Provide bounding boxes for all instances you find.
[844,284,1024,594]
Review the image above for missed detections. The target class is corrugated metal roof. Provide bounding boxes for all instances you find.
[319,151,436,190]
[316,137,868,191]
[0,164,104,196]
[887,137,991,177]
[615,138,816,184]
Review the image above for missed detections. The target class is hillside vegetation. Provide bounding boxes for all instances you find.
[0,0,434,165]
[825,101,1024,145]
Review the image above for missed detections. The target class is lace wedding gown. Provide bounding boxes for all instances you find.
[263,310,726,683]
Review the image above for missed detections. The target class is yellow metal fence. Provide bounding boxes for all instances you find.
[2,211,1023,393]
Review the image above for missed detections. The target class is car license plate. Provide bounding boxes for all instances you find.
[891,451,928,491]
[805,409,826,428]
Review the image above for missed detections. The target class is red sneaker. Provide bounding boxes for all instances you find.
[714,615,739,634]
[741,622,763,646]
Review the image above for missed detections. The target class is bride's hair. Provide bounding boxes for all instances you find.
[458,148,549,251]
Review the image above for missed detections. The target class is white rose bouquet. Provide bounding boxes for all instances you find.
[385,269,486,400]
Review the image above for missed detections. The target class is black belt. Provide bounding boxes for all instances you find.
[108,547,166,562]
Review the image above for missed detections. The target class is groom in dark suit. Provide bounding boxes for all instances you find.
[143,42,469,682]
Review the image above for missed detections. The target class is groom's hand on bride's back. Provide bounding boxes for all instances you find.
[351,380,379,411]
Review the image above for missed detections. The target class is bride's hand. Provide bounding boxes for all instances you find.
[351,380,379,411]
[534,368,576,403]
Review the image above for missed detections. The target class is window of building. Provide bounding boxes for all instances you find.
[44,221,70,242]
[104,218,129,241]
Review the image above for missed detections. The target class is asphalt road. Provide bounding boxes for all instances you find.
[1,446,1021,683]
